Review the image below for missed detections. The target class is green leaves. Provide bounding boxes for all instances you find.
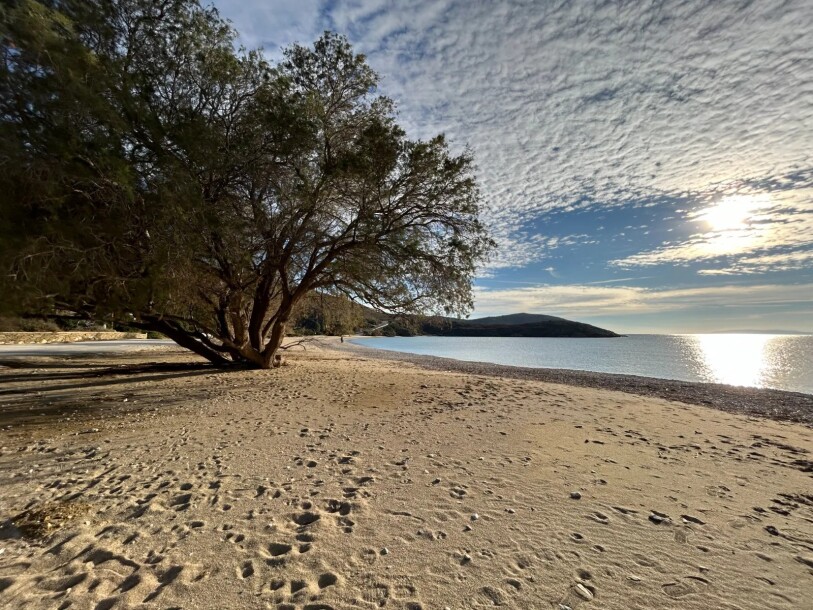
[0,3,494,367]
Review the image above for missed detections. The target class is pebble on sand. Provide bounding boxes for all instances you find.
[648,511,670,524]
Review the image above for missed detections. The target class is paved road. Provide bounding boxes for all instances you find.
[0,340,177,357]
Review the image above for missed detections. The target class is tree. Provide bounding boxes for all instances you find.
[293,294,364,336]
[0,0,493,368]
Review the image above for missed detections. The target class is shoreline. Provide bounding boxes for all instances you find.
[327,337,813,426]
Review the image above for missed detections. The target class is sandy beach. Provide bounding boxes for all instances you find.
[1,339,811,609]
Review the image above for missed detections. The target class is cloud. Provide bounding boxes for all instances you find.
[610,186,813,273]
[214,0,323,54]
[481,232,591,272]
[213,0,811,272]
[472,282,813,319]
[585,277,653,285]
[697,248,813,275]
[331,2,809,239]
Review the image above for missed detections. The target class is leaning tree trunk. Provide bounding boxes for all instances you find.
[138,318,233,367]
[261,316,289,369]
[135,295,298,370]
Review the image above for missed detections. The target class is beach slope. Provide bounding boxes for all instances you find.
[0,343,810,609]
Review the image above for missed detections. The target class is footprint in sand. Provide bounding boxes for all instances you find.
[361,580,390,605]
[318,572,338,589]
[325,498,352,516]
[450,486,467,499]
[662,580,694,598]
[477,585,509,606]
[35,572,88,593]
[169,493,192,510]
[268,542,293,556]
[587,511,609,524]
[681,514,705,525]
[632,553,665,571]
[239,560,254,579]
[292,511,321,526]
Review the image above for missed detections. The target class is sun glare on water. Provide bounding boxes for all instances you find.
[689,334,777,388]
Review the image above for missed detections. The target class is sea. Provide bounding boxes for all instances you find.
[350,334,813,395]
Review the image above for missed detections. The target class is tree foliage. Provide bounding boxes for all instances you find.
[293,294,364,336]
[0,0,493,368]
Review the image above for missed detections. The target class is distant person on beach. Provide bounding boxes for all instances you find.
[340,336,344,343]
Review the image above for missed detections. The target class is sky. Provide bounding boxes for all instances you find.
[212,0,812,333]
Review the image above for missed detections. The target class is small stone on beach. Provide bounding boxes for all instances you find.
[574,583,594,600]
[648,511,670,524]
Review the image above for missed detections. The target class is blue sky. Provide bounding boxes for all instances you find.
[212,0,812,333]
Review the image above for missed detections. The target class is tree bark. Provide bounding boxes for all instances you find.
[137,319,234,367]
[262,317,288,368]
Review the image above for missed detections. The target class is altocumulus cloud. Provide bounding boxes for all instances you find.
[610,182,813,273]
[472,282,813,319]
[215,0,811,275]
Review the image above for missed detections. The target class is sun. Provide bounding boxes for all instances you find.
[697,194,771,231]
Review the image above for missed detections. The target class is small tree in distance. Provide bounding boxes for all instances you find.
[0,0,493,368]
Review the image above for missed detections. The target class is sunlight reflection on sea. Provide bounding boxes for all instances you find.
[683,334,797,389]
[352,334,813,394]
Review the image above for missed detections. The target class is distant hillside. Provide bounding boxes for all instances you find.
[466,313,566,326]
[358,311,619,338]
[419,313,619,338]
[311,301,620,338]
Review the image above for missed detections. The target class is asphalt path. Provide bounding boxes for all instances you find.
[0,340,177,357]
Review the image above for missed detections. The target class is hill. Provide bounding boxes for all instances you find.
[362,312,619,338]
[465,313,566,326]
[417,313,619,338]
[291,299,620,338]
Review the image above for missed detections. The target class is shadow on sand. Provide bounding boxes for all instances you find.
[0,358,240,430]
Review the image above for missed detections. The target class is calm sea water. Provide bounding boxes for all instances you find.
[351,334,813,395]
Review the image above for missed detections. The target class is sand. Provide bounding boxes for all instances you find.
[0,340,811,609]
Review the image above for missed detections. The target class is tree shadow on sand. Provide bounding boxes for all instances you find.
[0,360,216,387]
[0,359,240,430]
